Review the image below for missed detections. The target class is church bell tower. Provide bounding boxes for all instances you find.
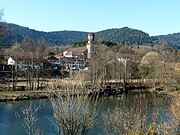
[86,33,95,59]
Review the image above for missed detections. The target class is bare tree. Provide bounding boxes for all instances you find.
[6,43,23,90]
[48,72,100,135]
[160,97,180,135]
[87,44,116,90]
[49,93,98,135]
[102,98,148,135]
[16,102,43,135]
[34,37,48,89]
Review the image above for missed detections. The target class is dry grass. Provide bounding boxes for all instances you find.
[0,90,50,101]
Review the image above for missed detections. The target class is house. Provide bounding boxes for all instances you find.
[45,55,85,70]
[45,55,65,70]
[7,52,42,70]
[7,57,15,65]
[63,57,84,70]
[63,46,87,60]
[62,47,87,70]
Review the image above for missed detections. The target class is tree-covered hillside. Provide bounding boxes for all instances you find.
[95,27,159,45]
[157,33,180,49]
[1,22,180,48]
[0,22,88,47]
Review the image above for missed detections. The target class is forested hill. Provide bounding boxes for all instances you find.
[1,22,179,48]
[95,27,159,45]
[157,33,180,49]
[0,23,88,47]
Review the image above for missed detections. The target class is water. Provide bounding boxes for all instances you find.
[0,93,172,135]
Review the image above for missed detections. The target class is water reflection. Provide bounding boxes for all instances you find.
[0,93,172,135]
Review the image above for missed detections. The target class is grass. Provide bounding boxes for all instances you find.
[0,90,50,102]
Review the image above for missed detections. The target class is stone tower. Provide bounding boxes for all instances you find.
[86,33,95,59]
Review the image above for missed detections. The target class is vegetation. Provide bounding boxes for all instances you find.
[0,22,88,47]
[21,102,42,135]
[73,41,87,47]
[49,92,98,134]
[15,101,43,135]
[95,27,159,46]
[157,33,180,49]
[1,39,180,92]
[0,47,5,64]
[103,98,150,135]
[2,22,180,49]
[167,97,180,134]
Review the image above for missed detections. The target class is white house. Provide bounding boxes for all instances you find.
[7,56,42,70]
[8,57,15,65]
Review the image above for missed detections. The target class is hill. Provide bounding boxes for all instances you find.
[157,33,180,49]
[0,22,178,48]
[0,22,88,47]
[95,27,159,45]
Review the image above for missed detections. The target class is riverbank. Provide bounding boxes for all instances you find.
[0,89,146,102]
[0,88,179,102]
[0,90,49,102]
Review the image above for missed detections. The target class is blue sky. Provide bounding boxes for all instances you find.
[0,0,180,36]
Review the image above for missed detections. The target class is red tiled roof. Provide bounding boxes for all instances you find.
[54,55,65,59]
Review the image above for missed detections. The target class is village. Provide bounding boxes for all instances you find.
[5,33,94,72]
[1,31,146,96]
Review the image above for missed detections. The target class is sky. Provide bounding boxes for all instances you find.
[0,0,180,36]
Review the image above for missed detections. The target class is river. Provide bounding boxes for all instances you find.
[0,92,172,135]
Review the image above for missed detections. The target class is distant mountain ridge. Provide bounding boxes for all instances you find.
[156,33,180,49]
[95,27,159,45]
[0,23,88,47]
[0,22,180,48]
